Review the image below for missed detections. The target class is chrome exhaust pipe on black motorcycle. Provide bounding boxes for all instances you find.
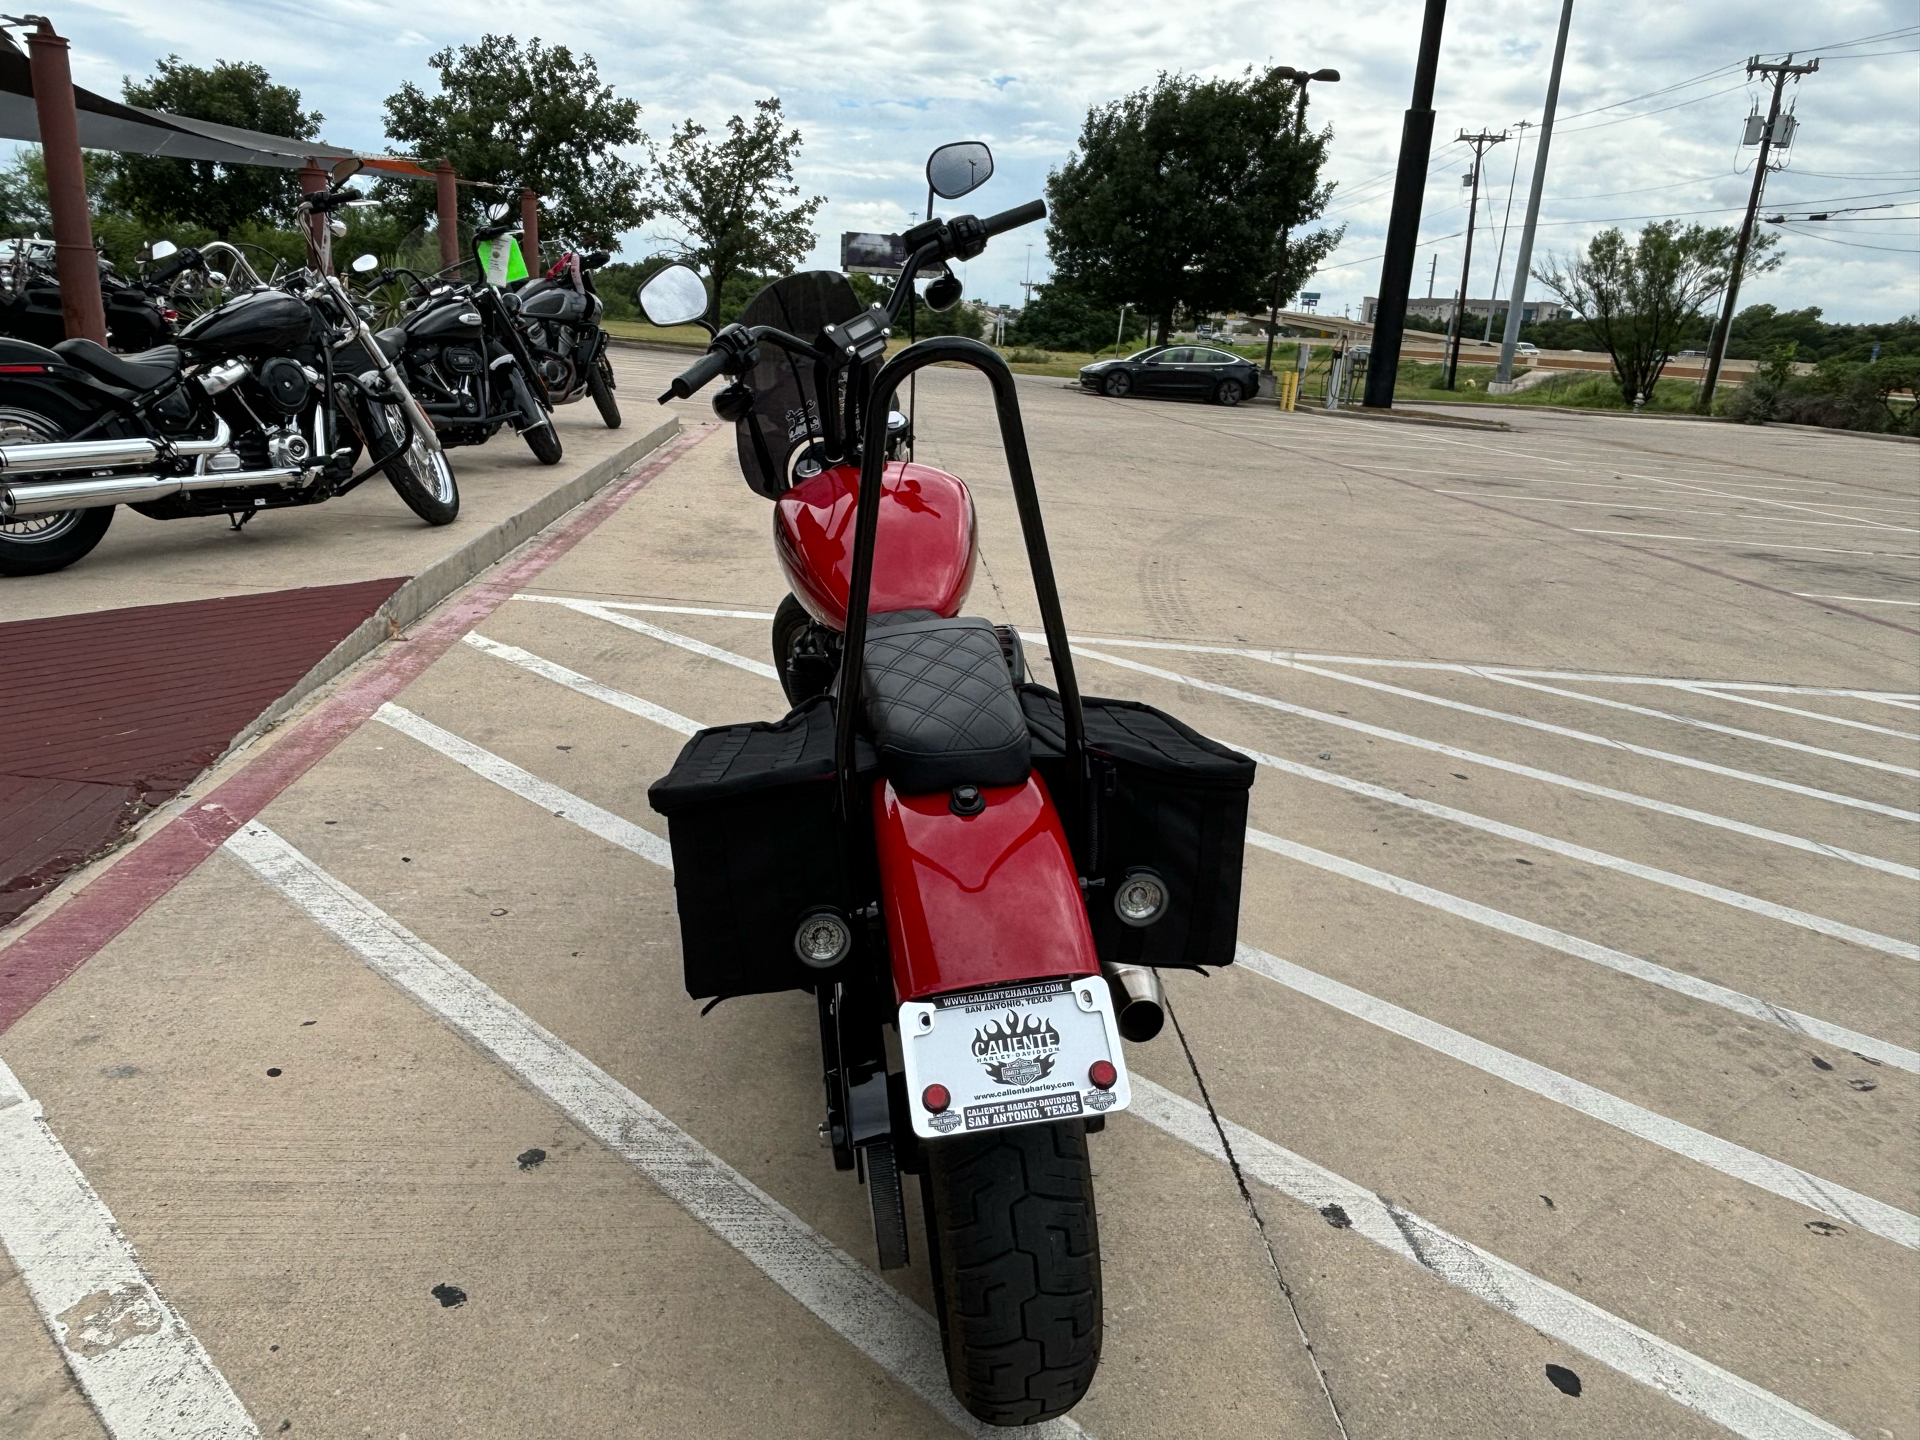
[1101,962,1166,1043]
[0,460,298,518]
[0,416,231,475]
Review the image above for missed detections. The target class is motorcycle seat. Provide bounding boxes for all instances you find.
[54,338,182,391]
[860,612,1031,794]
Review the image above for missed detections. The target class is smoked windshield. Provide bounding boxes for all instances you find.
[733,270,862,499]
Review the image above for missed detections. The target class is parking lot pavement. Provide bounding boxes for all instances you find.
[2,368,1914,1439]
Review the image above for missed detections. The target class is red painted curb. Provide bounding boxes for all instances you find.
[0,424,717,1037]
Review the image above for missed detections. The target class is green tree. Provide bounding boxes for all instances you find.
[0,146,111,234]
[381,35,652,250]
[104,58,321,238]
[654,98,825,316]
[1006,283,1147,353]
[1045,68,1340,345]
[1533,221,1777,402]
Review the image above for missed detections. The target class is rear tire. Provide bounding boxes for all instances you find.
[374,403,460,525]
[920,1120,1102,1427]
[772,592,835,707]
[0,399,117,576]
[588,354,622,428]
[1214,379,1243,406]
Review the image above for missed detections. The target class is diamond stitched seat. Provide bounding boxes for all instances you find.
[861,613,1031,794]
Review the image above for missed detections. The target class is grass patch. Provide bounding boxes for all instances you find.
[1391,361,1707,412]
[605,319,711,348]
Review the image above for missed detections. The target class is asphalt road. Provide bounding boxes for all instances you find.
[2,353,1914,1440]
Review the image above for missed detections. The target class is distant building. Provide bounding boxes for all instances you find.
[1362,296,1574,326]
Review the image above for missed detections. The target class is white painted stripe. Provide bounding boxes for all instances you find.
[1062,643,1920,882]
[221,824,1084,1440]
[462,633,701,736]
[1794,594,1920,607]
[519,598,780,621]
[1237,650,1920,816]
[1234,739,1920,961]
[373,704,675,870]
[1617,470,1919,533]
[1016,631,1920,705]
[529,596,1918,704]
[1570,529,1919,559]
[475,620,1920,961]
[1664,685,1920,742]
[0,1059,258,1438]
[1127,1080,1854,1440]
[1243,828,1918,1072]
[513,595,782,679]
[1228,943,1918,1248]
[1468,671,1920,777]
[358,702,1858,1439]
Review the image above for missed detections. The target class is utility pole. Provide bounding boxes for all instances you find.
[1426,253,1437,298]
[1698,55,1818,411]
[1494,0,1574,389]
[1263,66,1341,374]
[1444,129,1507,388]
[1362,0,1448,408]
[1482,118,1530,341]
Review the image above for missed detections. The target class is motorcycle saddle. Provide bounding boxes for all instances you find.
[55,338,181,391]
[860,612,1031,794]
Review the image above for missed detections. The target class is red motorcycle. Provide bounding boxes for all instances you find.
[643,144,1253,1426]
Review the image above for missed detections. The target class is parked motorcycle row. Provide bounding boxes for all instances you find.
[0,160,622,576]
[638,141,1256,1428]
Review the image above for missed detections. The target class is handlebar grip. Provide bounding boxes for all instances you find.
[662,347,730,401]
[980,199,1047,238]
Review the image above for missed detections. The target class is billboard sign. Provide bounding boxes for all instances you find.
[840,232,950,277]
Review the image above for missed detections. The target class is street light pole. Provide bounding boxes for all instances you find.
[1263,66,1339,376]
[1362,0,1448,408]
[1493,0,1574,388]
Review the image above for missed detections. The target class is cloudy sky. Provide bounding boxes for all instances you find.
[42,0,1920,324]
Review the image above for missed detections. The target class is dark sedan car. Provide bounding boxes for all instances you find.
[1079,344,1262,405]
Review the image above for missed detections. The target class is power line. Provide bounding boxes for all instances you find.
[1774,225,1920,254]
[1556,82,1751,135]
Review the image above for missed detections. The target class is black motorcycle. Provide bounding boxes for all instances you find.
[470,213,621,429]
[353,250,561,466]
[0,238,177,352]
[0,175,456,577]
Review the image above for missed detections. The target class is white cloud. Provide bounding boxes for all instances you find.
[48,0,1920,321]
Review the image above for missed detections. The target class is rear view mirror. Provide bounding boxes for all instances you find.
[147,239,178,262]
[328,218,348,238]
[639,263,710,327]
[487,202,509,221]
[351,252,379,274]
[927,141,993,200]
[330,156,364,184]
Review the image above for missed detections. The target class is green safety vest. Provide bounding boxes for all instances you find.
[476,234,528,287]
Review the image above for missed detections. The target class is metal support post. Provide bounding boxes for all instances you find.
[24,19,104,344]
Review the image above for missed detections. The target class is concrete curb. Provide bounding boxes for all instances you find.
[224,416,681,755]
[1409,399,1920,443]
[1291,403,1512,432]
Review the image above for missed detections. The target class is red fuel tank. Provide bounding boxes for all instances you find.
[873,776,1099,1003]
[774,461,976,630]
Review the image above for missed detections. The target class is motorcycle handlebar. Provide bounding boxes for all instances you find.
[979,199,1047,238]
[660,347,730,402]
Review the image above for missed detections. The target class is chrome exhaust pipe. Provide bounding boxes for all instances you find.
[1102,962,1166,1043]
[0,416,230,474]
[2,461,297,518]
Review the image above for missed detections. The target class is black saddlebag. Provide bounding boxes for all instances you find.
[646,696,871,1000]
[1021,686,1255,971]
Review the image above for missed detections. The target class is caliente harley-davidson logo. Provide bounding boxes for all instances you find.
[971,1010,1061,1087]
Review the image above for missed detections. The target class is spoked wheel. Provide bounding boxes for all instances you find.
[771,592,837,706]
[920,1120,1102,1427]
[1103,371,1131,399]
[1214,379,1244,407]
[375,403,460,525]
[0,402,116,576]
[588,353,622,428]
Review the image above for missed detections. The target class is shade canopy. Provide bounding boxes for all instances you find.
[0,33,435,178]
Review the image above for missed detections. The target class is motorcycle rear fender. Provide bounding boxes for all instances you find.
[873,773,1098,1003]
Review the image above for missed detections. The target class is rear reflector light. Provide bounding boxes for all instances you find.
[1088,1060,1117,1090]
[0,364,48,373]
[921,1084,951,1114]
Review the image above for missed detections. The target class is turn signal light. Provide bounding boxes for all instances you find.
[793,910,852,968]
[1113,868,1168,928]
[922,1083,952,1113]
[1088,1060,1117,1090]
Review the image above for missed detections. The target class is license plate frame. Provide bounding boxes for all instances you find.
[898,976,1130,1140]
